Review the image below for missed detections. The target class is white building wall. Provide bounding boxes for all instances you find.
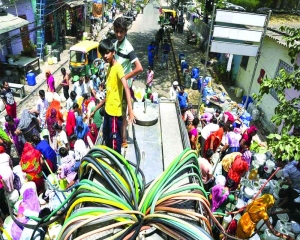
[236,37,292,129]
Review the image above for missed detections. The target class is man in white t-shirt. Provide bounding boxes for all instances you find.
[32,90,49,128]
[83,75,96,97]
[200,117,219,156]
[73,76,85,97]
[169,81,179,100]
[66,91,77,111]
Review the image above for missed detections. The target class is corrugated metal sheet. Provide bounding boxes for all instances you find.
[0,13,29,34]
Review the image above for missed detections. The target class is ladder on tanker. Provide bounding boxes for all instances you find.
[36,0,46,59]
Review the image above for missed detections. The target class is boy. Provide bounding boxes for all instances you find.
[113,17,143,148]
[90,39,135,153]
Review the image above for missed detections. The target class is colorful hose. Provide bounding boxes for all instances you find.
[55,147,216,239]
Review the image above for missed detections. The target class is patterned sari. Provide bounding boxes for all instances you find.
[20,143,44,193]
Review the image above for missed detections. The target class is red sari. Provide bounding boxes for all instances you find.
[204,127,224,158]
[66,111,76,137]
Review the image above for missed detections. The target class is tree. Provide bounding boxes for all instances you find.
[253,26,300,161]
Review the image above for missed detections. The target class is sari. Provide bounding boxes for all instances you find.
[203,127,224,159]
[227,155,249,190]
[85,123,99,148]
[75,116,89,140]
[20,143,44,193]
[236,194,275,238]
[0,127,11,154]
[5,118,23,156]
[46,108,58,141]
[241,125,258,149]
[66,110,76,137]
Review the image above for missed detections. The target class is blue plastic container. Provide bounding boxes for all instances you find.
[26,72,36,86]
[179,53,185,62]
[181,61,189,72]
[242,95,253,109]
[191,67,200,79]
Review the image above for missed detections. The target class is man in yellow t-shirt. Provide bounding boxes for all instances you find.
[90,39,135,153]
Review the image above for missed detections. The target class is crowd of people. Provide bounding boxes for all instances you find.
[0,16,143,226]
[169,79,300,239]
[0,9,299,239]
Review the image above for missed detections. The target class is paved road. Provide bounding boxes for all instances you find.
[127,1,178,97]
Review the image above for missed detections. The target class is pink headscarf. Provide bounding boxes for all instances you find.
[211,184,229,212]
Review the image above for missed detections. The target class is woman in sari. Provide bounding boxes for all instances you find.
[203,121,224,159]
[31,135,57,173]
[66,103,79,136]
[227,154,249,190]
[20,142,44,194]
[85,123,99,148]
[0,146,14,192]
[187,118,199,150]
[75,116,89,141]
[0,125,12,154]
[15,109,41,142]
[240,125,257,152]
[46,108,59,147]
[5,115,23,156]
[236,194,292,239]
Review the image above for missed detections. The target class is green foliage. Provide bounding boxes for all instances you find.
[253,26,300,161]
[280,26,300,70]
[266,134,300,161]
[249,141,268,154]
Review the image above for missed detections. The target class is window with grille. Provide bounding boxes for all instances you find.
[271,60,294,101]
[240,56,249,70]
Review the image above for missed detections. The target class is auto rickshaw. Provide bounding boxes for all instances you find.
[69,40,101,81]
[158,9,176,25]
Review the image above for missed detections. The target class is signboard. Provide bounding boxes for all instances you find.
[216,10,267,27]
[211,40,259,56]
[213,26,263,42]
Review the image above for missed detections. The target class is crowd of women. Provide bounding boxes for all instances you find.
[0,68,105,222]
[172,79,299,239]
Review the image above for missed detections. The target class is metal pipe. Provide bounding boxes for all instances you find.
[196,4,216,116]
[144,100,147,113]
[244,10,272,108]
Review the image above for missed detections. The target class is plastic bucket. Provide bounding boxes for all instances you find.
[26,72,36,86]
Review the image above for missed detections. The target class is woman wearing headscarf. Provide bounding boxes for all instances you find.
[211,179,237,240]
[0,125,12,154]
[236,194,292,239]
[240,125,258,152]
[31,135,57,173]
[227,154,249,190]
[220,124,241,157]
[75,116,89,141]
[85,123,99,148]
[0,146,14,192]
[46,108,58,147]
[203,121,224,160]
[46,70,55,93]
[20,142,44,193]
[5,115,23,156]
[16,109,41,142]
[66,103,78,138]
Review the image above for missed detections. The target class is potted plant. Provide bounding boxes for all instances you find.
[22,40,37,57]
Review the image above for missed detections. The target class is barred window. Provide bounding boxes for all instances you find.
[271,60,294,101]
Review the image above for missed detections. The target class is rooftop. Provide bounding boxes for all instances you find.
[0,13,29,35]
[266,14,300,46]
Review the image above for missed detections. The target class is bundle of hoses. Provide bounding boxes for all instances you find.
[6,145,243,239]
[56,146,215,240]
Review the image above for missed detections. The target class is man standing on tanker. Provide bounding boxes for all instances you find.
[113,17,143,148]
